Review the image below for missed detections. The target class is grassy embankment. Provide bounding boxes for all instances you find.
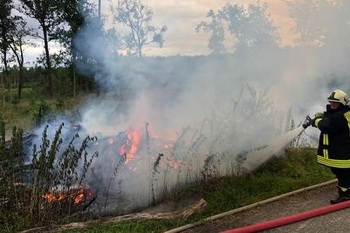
[64,147,334,233]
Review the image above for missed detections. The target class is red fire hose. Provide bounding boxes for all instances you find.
[221,200,350,233]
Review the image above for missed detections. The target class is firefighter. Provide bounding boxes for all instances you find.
[307,89,350,204]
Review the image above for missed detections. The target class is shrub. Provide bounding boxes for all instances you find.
[0,121,98,232]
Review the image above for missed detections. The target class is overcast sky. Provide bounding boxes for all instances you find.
[23,0,296,63]
[103,0,296,56]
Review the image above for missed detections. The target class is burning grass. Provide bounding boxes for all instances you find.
[0,121,98,232]
[0,116,332,233]
[0,85,320,232]
[41,186,92,204]
[64,148,333,233]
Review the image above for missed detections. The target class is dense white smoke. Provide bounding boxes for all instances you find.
[31,0,350,214]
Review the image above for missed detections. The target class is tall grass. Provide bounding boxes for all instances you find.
[0,87,82,136]
[0,85,330,232]
[62,147,333,233]
[0,121,98,232]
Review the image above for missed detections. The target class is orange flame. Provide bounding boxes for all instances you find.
[41,188,92,204]
[119,129,141,163]
[42,193,67,202]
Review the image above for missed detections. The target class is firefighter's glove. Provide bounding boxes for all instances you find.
[302,115,312,129]
[311,112,323,127]
[314,112,323,119]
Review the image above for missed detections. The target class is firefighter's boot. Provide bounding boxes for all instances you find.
[330,187,350,204]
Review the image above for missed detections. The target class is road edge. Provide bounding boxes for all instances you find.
[164,179,337,233]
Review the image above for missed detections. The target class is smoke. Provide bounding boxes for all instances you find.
[31,0,350,213]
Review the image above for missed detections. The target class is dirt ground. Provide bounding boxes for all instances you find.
[178,182,350,233]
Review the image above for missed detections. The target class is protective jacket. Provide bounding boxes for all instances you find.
[314,104,350,168]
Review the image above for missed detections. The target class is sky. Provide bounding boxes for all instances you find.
[99,0,296,56]
[143,0,296,55]
[22,0,297,62]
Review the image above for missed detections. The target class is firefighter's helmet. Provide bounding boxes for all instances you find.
[327,89,349,105]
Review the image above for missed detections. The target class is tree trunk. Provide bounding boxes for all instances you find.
[73,66,76,99]
[10,39,24,101]
[72,53,77,99]
[18,66,23,100]
[0,73,3,106]
[84,79,89,92]
[43,27,53,98]
[2,87,5,106]
[2,49,9,106]
[17,44,24,100]
[137,42,142,57]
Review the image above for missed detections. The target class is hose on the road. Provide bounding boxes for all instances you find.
[221,198,350,233]
[164,179,336,233]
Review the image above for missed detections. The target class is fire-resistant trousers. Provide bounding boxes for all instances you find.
[330,167,350,189]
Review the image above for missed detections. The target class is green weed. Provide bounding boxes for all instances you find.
[62,147,333,233]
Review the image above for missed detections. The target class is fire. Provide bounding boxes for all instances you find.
[116,125,180,169]
[73,189,86,204]
[42,193,67,202]
[41,187,92,204]
[119,129,141,163]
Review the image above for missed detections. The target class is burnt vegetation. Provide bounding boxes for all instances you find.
[0,119,98,232]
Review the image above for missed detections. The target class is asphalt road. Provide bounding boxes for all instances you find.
[180,182,350,233]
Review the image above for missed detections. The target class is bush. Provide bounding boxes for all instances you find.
[0,121,98,232]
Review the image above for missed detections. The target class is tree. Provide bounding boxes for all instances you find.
[327,0,350,48]
[219,2,279,52]
[196,10,226,55]
[114,0,167,57]
[0,0,14,105]
[105,28,122,56]
[18,0,64,98]
[285,0,350,48]
[55,0,94,98]
[284,0,328,47]
[8,17,32,100]
[0,0,12,74]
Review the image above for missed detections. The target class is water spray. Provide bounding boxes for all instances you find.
[236,113,313,174]
[238,126,305,174]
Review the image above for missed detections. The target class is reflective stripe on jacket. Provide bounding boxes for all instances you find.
[316,104,350,168]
